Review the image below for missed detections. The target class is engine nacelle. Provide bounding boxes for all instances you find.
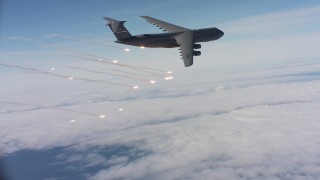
[193,50,201,56]
[193,44,201,49]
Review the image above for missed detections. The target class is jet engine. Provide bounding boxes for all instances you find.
[193,50,201,56]
[193,44,201,49]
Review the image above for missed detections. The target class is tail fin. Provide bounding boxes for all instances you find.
[103,17,132,40]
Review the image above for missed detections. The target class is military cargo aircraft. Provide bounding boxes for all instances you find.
[104,16,224,67]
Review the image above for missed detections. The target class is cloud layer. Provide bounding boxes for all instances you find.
[1,56,320,179]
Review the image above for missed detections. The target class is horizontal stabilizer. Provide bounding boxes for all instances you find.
[103,17,119,23]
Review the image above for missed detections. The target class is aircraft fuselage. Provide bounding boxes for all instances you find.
[115,27,224,48]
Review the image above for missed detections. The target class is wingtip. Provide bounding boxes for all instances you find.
[184,63,193,67]
[140,16,152,20]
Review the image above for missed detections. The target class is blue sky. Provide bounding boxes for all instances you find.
[2,0,320,42]
[1,0,320,70]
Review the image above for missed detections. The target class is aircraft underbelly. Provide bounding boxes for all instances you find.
[128,36,178,48]
[145,39,178,48]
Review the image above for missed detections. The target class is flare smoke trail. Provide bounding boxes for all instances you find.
[68,66,151,81]
[10,36,169,76]
[47,34,122,50]
[64,52,166,77]
[0,63,132,88]
[0,101,103,118]
[57,46,166,75]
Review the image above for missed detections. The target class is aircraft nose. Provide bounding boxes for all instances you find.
[218,29,224,38]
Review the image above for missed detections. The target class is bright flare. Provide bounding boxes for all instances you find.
[166,71,172,74]
[99,114,106,119]
[50,67,56,71]
[124,48,130,52]
[118,108,124,111]
[149,80,156,84]
[70,120,76,123]
[98,58,103,61]
[164,76,174,80]
[112,60,118,64]
[132,85,139,89]
[68,77,74,80]
[140,46,145,49]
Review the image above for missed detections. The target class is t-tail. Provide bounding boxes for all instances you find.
[103,17,132,40]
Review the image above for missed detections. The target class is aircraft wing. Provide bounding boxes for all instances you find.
[174,31,194,67]
[140,16,190,33]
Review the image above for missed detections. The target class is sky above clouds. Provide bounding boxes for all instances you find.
[1,0,320,68]
[1,0,320,180]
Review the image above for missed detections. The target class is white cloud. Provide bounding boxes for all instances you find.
[1,57,320,179]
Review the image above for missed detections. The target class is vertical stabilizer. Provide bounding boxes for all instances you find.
[103,17,132,40]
